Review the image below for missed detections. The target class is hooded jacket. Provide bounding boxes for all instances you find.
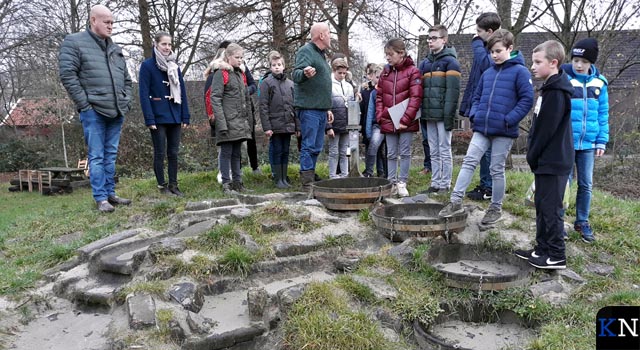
[418,46,461,130]
[527,71,575,175]
[459,36,492,117]
[59,27,132,118]
[328,73,355,134]
[560,63,609,151]
[210,60,252,145]
[259,73,298,134]
[470,50,534,138]
[138,51,190,126]
[375,56,423,134]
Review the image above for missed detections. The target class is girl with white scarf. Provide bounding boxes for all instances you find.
[139,31,191,196]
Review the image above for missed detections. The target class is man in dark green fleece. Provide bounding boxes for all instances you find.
[292,22,334,190]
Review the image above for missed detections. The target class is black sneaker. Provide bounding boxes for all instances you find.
[168,184,184,197]
[419,186,439,194]
[466,186,482,198]
[528,254,566,270]
[468,186,492,201]
[575,222,595,243]
[514,248,542,260]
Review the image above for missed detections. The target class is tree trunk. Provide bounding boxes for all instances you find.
[271,0,287,57]
[138,0,152,58]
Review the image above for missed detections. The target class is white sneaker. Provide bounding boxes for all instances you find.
[397,182,409,197]
[217,171,223,184]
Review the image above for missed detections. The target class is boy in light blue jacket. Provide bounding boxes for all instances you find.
[561,38,609,243]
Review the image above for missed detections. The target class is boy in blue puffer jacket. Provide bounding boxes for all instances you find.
[561,38,609,243]
[439,29,534,225]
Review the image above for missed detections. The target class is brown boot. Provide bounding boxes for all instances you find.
[300,170,315,192]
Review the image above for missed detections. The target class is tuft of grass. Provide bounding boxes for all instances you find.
[282,282,391,350]
[155,308,174,340]
[116,281,168,303]
[489,287,553,325]
[335,275,376,303]
[218,245,254,276]
[391,280,441,327]
[198,223,238,250]
[481,230,516,253]
[358,208,371,223]
[323,234,356,248]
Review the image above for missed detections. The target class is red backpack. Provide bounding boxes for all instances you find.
[205,70,247,119]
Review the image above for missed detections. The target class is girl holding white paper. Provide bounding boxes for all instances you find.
[375,38,423,197]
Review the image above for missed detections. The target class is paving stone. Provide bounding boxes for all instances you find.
[127,294,156,330]
[587,263,615,276]
[184,199,239,211]
[277,284,307,314]
[175,219,219,239]
[273,240,324,257]
[352,275,398,300]
[558,269,586,284]
[529,280,564,298]
[230,208,252,221]
[187,311,217,335]
[297,199,323,207]
[334,255,361,272]
[74,285,117,308]
[99,249,147,275]
[387,239,415,266]
[247,287,269,321]
[237,231,261,253]
[182,324,267,350]
[77,229,141,261]
[148,238,188,262]
[169,282,204,313]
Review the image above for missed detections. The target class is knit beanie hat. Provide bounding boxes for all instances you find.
[571,38,599,64]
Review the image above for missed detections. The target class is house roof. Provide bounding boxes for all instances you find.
[0,98,76,127]
[419,30,640,90]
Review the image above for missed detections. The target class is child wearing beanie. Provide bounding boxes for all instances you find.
[560,37,610,243]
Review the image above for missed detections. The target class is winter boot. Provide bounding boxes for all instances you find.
[281,163,291,187]
[300,170,315,192]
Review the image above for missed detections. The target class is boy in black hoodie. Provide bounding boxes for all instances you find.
[515,40,574,270]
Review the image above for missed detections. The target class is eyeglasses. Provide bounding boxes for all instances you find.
[427,36,443,42]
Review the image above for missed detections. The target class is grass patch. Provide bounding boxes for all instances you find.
[323,234,356,248]
[335,275,376,303]
[282,282,391,350]
[358,208,371,223]
[481,230,516,253]
[218,245,254,276]
[116,281,168,303]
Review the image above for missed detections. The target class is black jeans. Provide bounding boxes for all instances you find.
[220,140,243,184]
[534,174,569,260]
[150,124,181,186]
[247,131,259,170]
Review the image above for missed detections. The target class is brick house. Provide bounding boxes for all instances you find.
[0,97,76,137]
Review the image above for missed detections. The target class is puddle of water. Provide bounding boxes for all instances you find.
[430,320,535,350]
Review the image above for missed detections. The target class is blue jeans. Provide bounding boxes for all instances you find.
[572,149,595,224]
[480,148,492,189]
[150,124,181,186]
[269,133,292,167]
[451,132,513,208]
[419,119,431,170]
[298,109,327,171]
[364,125,385,176]
[80,109,124,202]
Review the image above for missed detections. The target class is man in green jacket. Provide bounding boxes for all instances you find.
[292,22,334,190]
[59,5,132,213]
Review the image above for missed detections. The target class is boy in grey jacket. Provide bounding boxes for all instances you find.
[259,51,298,188]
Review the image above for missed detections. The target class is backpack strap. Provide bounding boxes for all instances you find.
[222,70,229,85]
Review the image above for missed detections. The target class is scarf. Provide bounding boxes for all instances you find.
[154,46,181,104]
